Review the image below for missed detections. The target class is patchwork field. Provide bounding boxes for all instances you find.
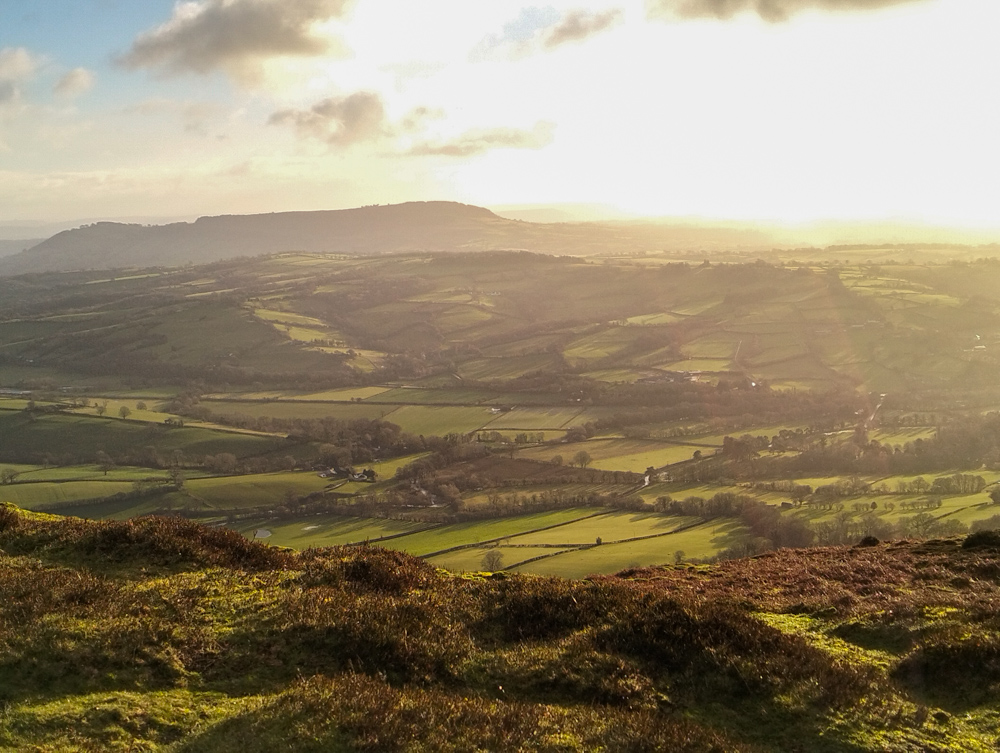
[0,412,282,461]
[378,405,497,436]
[505,511,698,546]
[481,407,587,431]
[425,546,574,572]
[511,518,747,578]
[0,481,141,510]
[234,515,430,548]
[204,400,392,421]
[517,438,707,472]
[378,508,606,557]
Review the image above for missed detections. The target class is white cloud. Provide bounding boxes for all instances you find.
[408,122,555,157]
[0,48,36,81]
[648,0,929,23]
[0,48,37,112]
[542,9,623,48]
[118,0,352,85]
[269,91,386,146]
[473,7,623,59]
[54,68,95,98]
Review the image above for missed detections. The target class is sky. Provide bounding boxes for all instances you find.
[1,0,999,226]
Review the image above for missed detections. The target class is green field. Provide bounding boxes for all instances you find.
[563,328,638,364]
[456,354,562,381]
[511,518,746,578]
[379,405,495,436]
[870,427,938,444]
[204,400,392,421]
[518,438,706,472]
[369,388,499,405]
[380,508,605,556]
[3,464,177,482]
[426,546,573,572]
[235,515,430,548]
[0,481,141,510]
[184,472,337,509]
[0,412,282,461]
[482,407,587,430]
[507,511,699,546]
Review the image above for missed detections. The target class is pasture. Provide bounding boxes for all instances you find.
[370,388,499,405]
[517,438,706,472]
[235,515,429,548]
[184,472,336,509]
[204,400,392,422]
[3,464,176,482]
[379,508,605,557]
[456,354,562,381]
[482,407,587,431]
[378,405,495,436]
[0,480,141,510]
[0,412,281,461]
[511,518,746,578]
[426,546,573,572]
[506,511,699,546]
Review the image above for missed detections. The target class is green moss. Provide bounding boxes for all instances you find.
[1,505,999,751]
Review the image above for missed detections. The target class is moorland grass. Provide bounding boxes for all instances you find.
[1,505,999,750]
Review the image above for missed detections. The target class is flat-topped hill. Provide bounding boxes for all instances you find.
[1,502,998,751]
[0,202,504,274]
[0,200,781,275]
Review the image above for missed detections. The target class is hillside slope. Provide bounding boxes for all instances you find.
[1,502,999,751]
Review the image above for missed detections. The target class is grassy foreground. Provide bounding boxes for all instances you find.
[1,503,999,751]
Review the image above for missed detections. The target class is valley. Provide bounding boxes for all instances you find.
[2,246,1000,577]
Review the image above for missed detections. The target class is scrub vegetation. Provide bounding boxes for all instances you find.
[2,504,1000,751]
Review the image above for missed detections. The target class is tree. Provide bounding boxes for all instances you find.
[573,450,592,469]
[674,550,686,564]
[136,401,147,410]
[481,549,504,571]
[118,406,131,419]
[0,468,19,485]
[990,487,1000,505]
[95,401,108,416]
[95,451,115,476]
[550,455,563,466]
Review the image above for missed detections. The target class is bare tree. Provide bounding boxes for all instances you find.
[481,549,504,571]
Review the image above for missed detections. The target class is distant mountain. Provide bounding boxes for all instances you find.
[0,201,777,276]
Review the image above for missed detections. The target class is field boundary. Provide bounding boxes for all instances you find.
[418,510,613,559]
[502,517,715,572]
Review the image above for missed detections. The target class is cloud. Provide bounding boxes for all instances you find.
[542,9,623,48]
[0,48,35,81]
[474,7,621,59]
[408,122,554,157]
[54,68,95,98]
[118,0,350,82]
[0,48,37,112]
[269,91,386,146]
[647,0,927,22]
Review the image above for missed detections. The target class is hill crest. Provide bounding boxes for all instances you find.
[0,201,506,275]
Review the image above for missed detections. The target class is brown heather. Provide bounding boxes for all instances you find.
[2,502,1000,751]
